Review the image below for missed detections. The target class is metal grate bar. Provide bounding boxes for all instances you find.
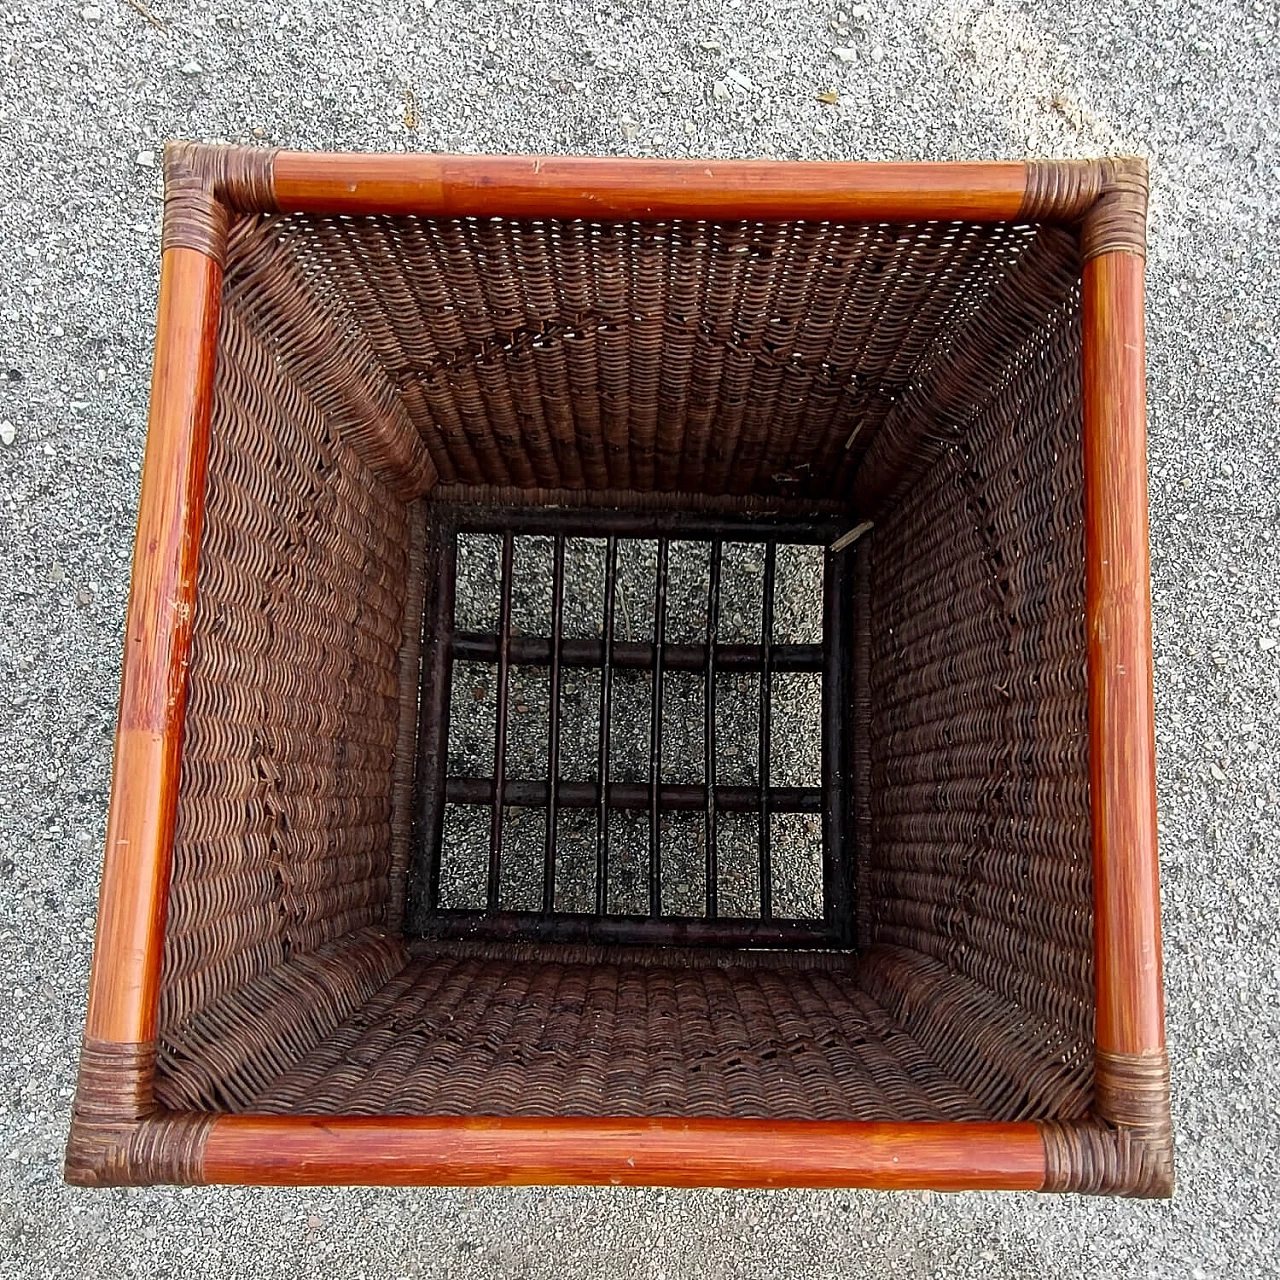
[416,912,833,949]
[455,506,843,542]
[596,534,618,915]
[446,778,822,812]
[488,531,514,911]
[543,533,566,914]
[704,539,721,920]
[822,543,854,945]
[414,516,458,921]
[451,634,823,672]
[759,542,776,920]
[649,539,668,917]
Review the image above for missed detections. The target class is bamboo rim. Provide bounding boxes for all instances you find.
[72,151,1165,1191]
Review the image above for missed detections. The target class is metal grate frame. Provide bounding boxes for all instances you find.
[408,502,856,949]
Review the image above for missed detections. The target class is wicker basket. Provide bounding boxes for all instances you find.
[67,144,1171,1194]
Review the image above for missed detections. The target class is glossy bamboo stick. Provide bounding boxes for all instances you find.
[271,153,1028,222]
[83,247,221,1045]
[203,1116,1047,1190]
[1082,249,1165,1059]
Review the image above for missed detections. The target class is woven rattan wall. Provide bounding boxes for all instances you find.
[858,290,1095,1119]
[267,212,1078,503]
[155,221,418,1107]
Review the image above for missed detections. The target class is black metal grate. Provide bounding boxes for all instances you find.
[408,502,855,949]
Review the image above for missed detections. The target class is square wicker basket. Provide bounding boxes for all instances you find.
[67,144,1171,1194]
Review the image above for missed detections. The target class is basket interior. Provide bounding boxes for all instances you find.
[155,210,1094,1124]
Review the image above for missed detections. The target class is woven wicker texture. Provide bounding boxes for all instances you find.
[155,930,408,1112]
[860,296,1094,1080]
[237,943,1084,1121]
[248,949,970,1119]
[148,208,1097,1131]
[255,213,1079,501]
[157,226,412,1047]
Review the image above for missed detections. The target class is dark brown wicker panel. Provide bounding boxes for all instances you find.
[150,205,1095,1142]
[860,295,1093,1062]
[157,223,415,1050]
[256,213,1079,502]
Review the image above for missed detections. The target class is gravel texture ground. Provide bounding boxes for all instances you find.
[1,0,1278,1275]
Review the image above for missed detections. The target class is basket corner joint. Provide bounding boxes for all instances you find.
[1083,155,1150,263]
[161,139,280,264]
[63,1037,211,1188]
[1020,155,1148,263]
[1037,1045,1174,1198]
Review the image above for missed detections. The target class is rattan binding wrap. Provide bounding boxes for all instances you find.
[1089,1047,1174,1195]
[1020,157,1148,261]
[1019,160,1104,222]
[1039,1045,1174,1200]
[162,141,278,262]
[1080,158,1149,261]
[65,1040,213,1186]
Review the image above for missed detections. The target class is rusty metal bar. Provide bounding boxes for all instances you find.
[454,504,844,543]
[451,634,823,673]
[596,535,618,915]
[823,545,854,946]
[410,510,458,929]
[759,542,776,921]
[705,540,721,920]
[649,539,668,917]
[445,778,823,814]
[488,532,514,910]
[543,533,566,913]
[416,911,834,949]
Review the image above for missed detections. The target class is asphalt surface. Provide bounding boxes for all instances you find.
[1,0,1277,1275]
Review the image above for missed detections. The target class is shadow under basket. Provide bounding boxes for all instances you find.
[68,145,1171,1194]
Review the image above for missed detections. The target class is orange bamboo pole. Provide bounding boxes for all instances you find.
[83,247,222,1046]
[1082,250,1164,1058]
[202,1117,1046,1189]
[270,153,1028,223]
